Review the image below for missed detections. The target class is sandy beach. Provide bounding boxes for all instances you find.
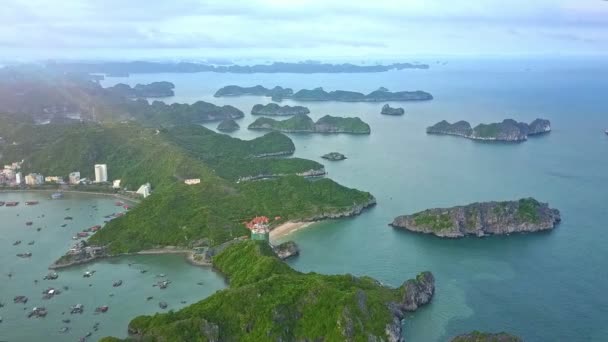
[270,221,316,241]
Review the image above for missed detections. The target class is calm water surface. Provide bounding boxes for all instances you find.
[0,192,226,341]
[89,57,608,341]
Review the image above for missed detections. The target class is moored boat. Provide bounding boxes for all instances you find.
[5,202,19,207]
[113,280,123,287]
[77,232,89,238]
[25,201,39,205]
[95,305,109,313]
[0,201,5,206]
[26,221,33,226]
[51,192,64,199]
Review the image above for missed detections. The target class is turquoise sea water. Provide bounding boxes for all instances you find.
[0,192,226,341]
[42,57,608,341]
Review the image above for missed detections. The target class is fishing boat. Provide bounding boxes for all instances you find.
[70,304,84,314]
[25,201,39,205]
[13,240,21,246]
[5,201,19,207]
[95,305,109,313]
[26,221,33,226]
[17,252,32,258]
[90,225,101,232]
[77,232,89,238]
[51,192,64,199]
[112,280,123,287]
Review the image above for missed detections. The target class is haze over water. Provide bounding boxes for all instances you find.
[99,56,608,341]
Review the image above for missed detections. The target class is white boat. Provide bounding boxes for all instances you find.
[51,192,64,199]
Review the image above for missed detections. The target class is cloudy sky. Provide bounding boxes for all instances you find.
[2,0,608,61]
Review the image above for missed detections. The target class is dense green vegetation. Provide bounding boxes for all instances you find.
[413,212,454,231]
[102,240,415,341]
[517,198,540,223]
[473,123,501,138]
[90,176,373,253]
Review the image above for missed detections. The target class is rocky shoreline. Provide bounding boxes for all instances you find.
[390,198,561,238]
[386,271,435,341]
[236,168,327,182]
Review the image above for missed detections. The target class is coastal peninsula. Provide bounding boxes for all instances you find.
[381,104,405,115]
[215,85,433,102]
[248,114,371,134]
[251,103,310,116]
[390,198,561,238]
[427,118,551,142]
[100,240,435,341]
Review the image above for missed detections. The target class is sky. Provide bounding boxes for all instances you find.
[1,0,608,62]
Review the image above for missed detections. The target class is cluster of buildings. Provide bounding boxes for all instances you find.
[0,161,23,186]
[1,159,153,199]
[0,162,110,187]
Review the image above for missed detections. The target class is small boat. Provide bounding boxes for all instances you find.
[115,201,124,206]
[70,304,84,314]
[62,319,71,323]
[95,305,109,313]
[90,225,102,232]
[27,306,48,318]
[123,205,131,210]
[26,221,33,226]
[17,252,32,258]
[51,192,64,199]
[605,129,608,135]
[83,270,95,278]
[112,280,123,287]
[77,232,89,238]
[64,216,73,220]
[146,296,154,301]
[25,201,39,206]
[13,296,28,304]
[61,224,68,227]
[44,272,59,280]
[13,240,22,246]
[159,301,168,309]
[36,227,42,232]
[5,202,19,207]
[59,327,70,333]
[0,201,5,206]
[28,240,35,245]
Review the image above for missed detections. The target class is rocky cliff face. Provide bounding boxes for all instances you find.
[272,241,300,260]
[303,196,377,221]
[381,104,405,115]
[427,119,551,142]
[390,198,561,238]
[251,103,310,116]
[385,271,435,342]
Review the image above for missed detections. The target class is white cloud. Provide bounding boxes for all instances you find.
[1,0,607,60]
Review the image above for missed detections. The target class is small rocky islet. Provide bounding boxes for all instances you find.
[216,119,240,132]
[380,104,405,115]
[321,152,347,161]
[248,113,371,134]
[427,118,551,142]
[251,103,310,116]
[390,198,561,238]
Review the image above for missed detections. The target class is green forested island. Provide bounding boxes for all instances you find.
[106,81,175,98]
[390,198,561,238]
[427,119,552,142]
[251,103,310,116]
[215,85,433,102]
[381,104,405,115]
[100,240,435,341]
[249,114,371,134]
